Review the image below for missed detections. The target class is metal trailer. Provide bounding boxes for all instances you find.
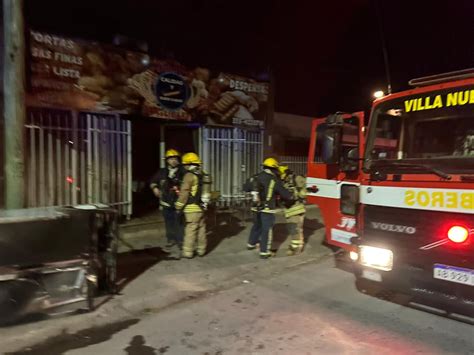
[0,205,118,325]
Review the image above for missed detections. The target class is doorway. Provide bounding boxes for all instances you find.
[131,120,200,218]
[131,118,161,217]
[163,124,200,157]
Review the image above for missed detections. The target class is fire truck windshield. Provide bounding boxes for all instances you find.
[365,85,474,174]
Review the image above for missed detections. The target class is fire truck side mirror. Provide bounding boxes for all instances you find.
[341,148,359,172]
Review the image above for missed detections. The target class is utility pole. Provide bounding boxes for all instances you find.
[3,0,26,209]
[374,0,392,94]
[264,66,275,158]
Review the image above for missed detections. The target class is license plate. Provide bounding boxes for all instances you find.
[362,269,382,282]
[433,264,474,286]
[331,228,357,245]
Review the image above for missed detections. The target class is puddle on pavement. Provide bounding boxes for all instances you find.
[7,318,140,355]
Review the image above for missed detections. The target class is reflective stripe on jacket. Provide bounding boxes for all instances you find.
[150,166,185,207]
[176,172,202,213]
[175,170,211,213]
[251,170,292,213]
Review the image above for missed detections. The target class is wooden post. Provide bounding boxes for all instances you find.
[3,0,26,209]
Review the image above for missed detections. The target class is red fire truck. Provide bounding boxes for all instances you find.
[307,69,474,316]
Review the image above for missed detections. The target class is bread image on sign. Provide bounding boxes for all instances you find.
[209,90,259,125]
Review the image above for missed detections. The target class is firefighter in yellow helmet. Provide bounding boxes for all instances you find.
[150,149,185,257]
[243,157,292,259]
[279,165,307,255]
[175,152,212,258]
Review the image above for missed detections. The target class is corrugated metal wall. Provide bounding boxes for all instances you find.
[200,127,263,207]
[25,108,132,216]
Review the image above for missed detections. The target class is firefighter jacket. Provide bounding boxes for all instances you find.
[244,169,292,213]
[283,174,307,218]
[150,166,185,208]
[175,169,211,213]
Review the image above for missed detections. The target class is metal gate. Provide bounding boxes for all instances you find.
[279,155,307,176]
[200,127,263,207]
[25,108,132,216]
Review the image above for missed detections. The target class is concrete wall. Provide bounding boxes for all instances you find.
[270,112,313,157]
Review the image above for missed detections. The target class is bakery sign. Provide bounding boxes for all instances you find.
[27,30,269,127]
[27,30,149,113]
[155,72,189,111]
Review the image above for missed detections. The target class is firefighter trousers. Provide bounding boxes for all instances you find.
[248,211,275,256]
[286,214,305,255]
[182,212,206,258]
[162,207,184,246]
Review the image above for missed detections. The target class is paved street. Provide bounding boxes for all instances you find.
[64,257,473,355]
[9,261,474,354]
[3,207,473,355]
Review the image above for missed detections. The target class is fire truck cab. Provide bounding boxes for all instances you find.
[307,69,474,316]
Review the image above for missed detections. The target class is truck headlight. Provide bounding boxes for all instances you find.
[349,251,359,261]
[359,245,393,271]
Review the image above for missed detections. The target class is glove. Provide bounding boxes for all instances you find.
[250,191,260,203]
[201,195,210,211]
[152,187,161,198]
[176,209,183,217]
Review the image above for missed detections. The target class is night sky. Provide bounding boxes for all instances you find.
[26,0,474,117]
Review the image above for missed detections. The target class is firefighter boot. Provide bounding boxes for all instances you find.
[287,240,304,256]
[168,244,181,260]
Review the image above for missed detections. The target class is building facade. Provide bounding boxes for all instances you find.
[19,30,270,218]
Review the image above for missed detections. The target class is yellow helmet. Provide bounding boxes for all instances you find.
[263,157,279,169]
[278,165,289,177]
[165,149,180,159]
[182,152,202,165]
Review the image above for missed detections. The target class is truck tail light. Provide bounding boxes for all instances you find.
[447,225,469,244]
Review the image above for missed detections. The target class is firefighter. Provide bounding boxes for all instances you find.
[175,152,212,258]
[150,149,185,255]
[279,165,307,256]
[244,158,293,259]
